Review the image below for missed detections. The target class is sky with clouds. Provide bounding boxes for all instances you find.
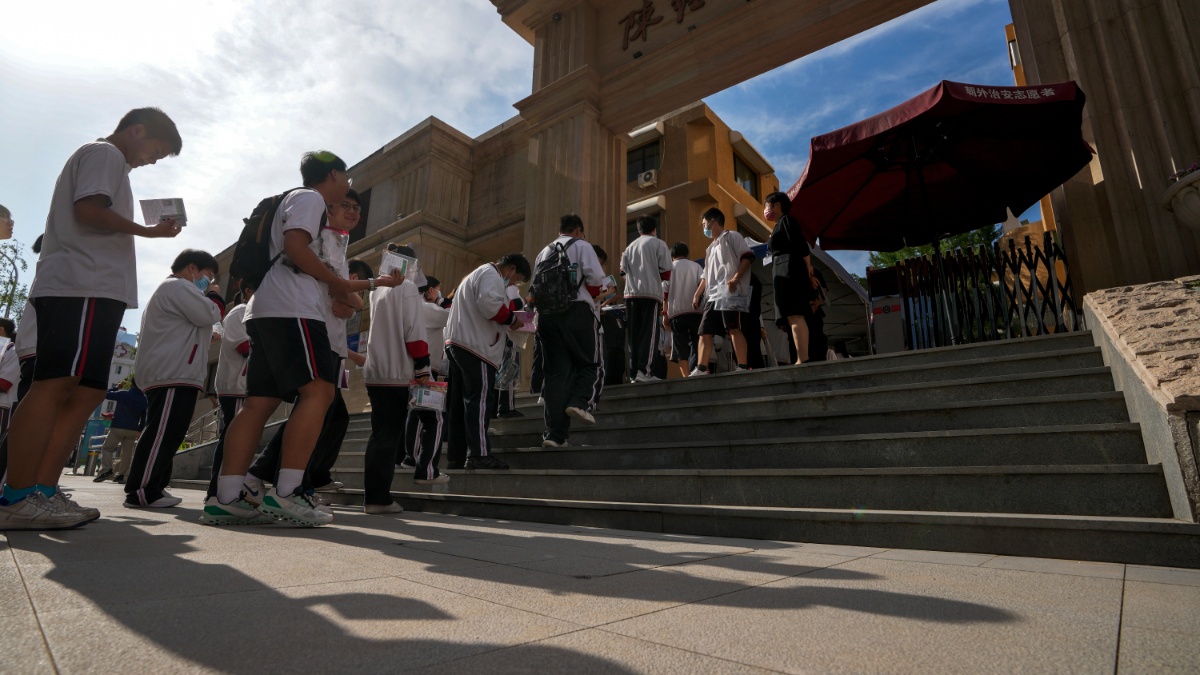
[0,0,1025,330]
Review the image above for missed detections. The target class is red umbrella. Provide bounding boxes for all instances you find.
[786,80,1094,252]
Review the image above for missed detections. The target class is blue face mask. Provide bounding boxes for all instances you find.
[194,275,211,293]
[702,225,712,239]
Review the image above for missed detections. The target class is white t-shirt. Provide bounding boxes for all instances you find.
[29,140,139,307]
[215,304,250,396]
[0,342,20,409]
[703,229,752,303]
[245,189,328,322]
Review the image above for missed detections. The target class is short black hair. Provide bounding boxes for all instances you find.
[764,191,791,215]
[114,108,182,156]
[497,253,532,281]
[701,207,725,226]
[636,215,657,235]
[32,235,43,254]
[387,243,417,258]
[671,242,689,258]
[348,258,373,280]
[300,151,347,187]
[345,188,361,205]
[592,244,608,265]
[0,318,15,339]
[559,214,584,234]
[419,275,441,294]
[171,249,219,275]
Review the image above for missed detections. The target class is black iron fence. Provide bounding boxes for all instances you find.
[895,231,1084,350]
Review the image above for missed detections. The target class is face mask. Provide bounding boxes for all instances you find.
[702,225,712,239]
[437,290,443,301]
[194,275,211,293]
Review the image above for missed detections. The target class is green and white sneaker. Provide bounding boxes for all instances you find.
[241,477,266,507]
[257,488,333,527]
[200,496,275,526]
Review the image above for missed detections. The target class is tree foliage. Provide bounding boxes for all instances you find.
[867,224,1001,269]
[0,240,29,322]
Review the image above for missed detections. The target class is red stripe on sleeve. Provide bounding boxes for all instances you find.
[490,304,513,324]
[660,271,672,280]
[585,285,601,298]
[235,340,250,356]
[405,340,430,359]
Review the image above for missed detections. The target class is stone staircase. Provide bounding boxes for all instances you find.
[174,331,1200,567]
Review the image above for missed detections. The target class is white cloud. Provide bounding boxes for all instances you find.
[0,0,532,328]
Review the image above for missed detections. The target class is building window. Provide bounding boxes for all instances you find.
[349,188,372,245]
[627,141,661,183]
[733,154,758,199]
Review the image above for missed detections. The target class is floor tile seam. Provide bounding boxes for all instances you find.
[11,548,63,675]
[1113,567,1127,675]
[1120,577,1200,588]
[590,626,791,674]
[869,551,1000,568]
[579,551,882,633]
[26,573,404,616]
[394,624,597,674]
[385,571,596,630]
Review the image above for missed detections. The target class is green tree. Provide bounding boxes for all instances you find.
[867,224,1001,269]
[0,240,29,321]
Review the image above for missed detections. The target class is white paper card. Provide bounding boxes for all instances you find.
[140,198,188,226]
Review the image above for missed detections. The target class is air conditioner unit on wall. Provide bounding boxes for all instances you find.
[637,169,658,188]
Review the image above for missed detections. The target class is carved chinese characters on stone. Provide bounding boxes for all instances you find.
[618,0,665,51]
[671,0,706,23]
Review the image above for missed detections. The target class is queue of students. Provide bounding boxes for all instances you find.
[0,107,829,532]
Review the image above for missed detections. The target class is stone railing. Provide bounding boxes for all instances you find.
[1085,275,1200,521]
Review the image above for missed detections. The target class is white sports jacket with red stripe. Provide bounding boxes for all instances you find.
[134,276,224,391]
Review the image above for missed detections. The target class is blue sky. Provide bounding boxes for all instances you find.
[0,0,1025,329]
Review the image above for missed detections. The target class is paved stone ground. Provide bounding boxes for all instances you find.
[3,476,1200,674]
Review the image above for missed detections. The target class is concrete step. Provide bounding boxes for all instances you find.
[514,348,1108,412]
[325,464,1171,517]
[329,424,1145,471]
[489,392,1132,447]
[163,480,1200,569]
[497,368,1117,424]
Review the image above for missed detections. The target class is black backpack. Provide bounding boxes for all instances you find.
[530,237,581,315]
[228,188,324,293]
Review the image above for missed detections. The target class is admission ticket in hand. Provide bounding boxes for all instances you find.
[140,198,188,226]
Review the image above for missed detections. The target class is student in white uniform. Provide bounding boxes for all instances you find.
[204,151,399,527]
[1,108,183,531]
[690,207,754,376]
[207,283,253,500]
[663,242,703,376]
[124,250,225,508]
[444,254,530,470]
[619,215,672,382]
[533,214,607,448]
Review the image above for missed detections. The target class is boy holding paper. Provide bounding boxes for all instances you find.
[361,244,439,515]
[691,207,753,376]
[1,107,183,530]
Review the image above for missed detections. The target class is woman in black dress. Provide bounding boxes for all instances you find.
[764,191,819,365]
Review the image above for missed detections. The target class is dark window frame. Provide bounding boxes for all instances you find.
[627,140,661,183]
[733,154,758,200]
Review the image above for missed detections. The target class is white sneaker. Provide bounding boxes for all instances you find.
[633,372,661,383]
[53,491,101,522]
[399,456,417,470]
[125,492,183,509]
[256,488,333,526]
[413,474,450,485]
[200,496,275,526]
[242,477,266,506]
[364,501,404,515]
[0,492,90,531]
[688,368,708,377]
[537,396,545,405]
[542,439,570,448]
[314,481,343,493]
[565,406,595,425]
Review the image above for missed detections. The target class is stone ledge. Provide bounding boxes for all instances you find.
[1085,276,1200,412]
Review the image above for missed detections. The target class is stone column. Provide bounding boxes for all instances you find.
[513,3,627,275]
[1009,0,1200,293]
